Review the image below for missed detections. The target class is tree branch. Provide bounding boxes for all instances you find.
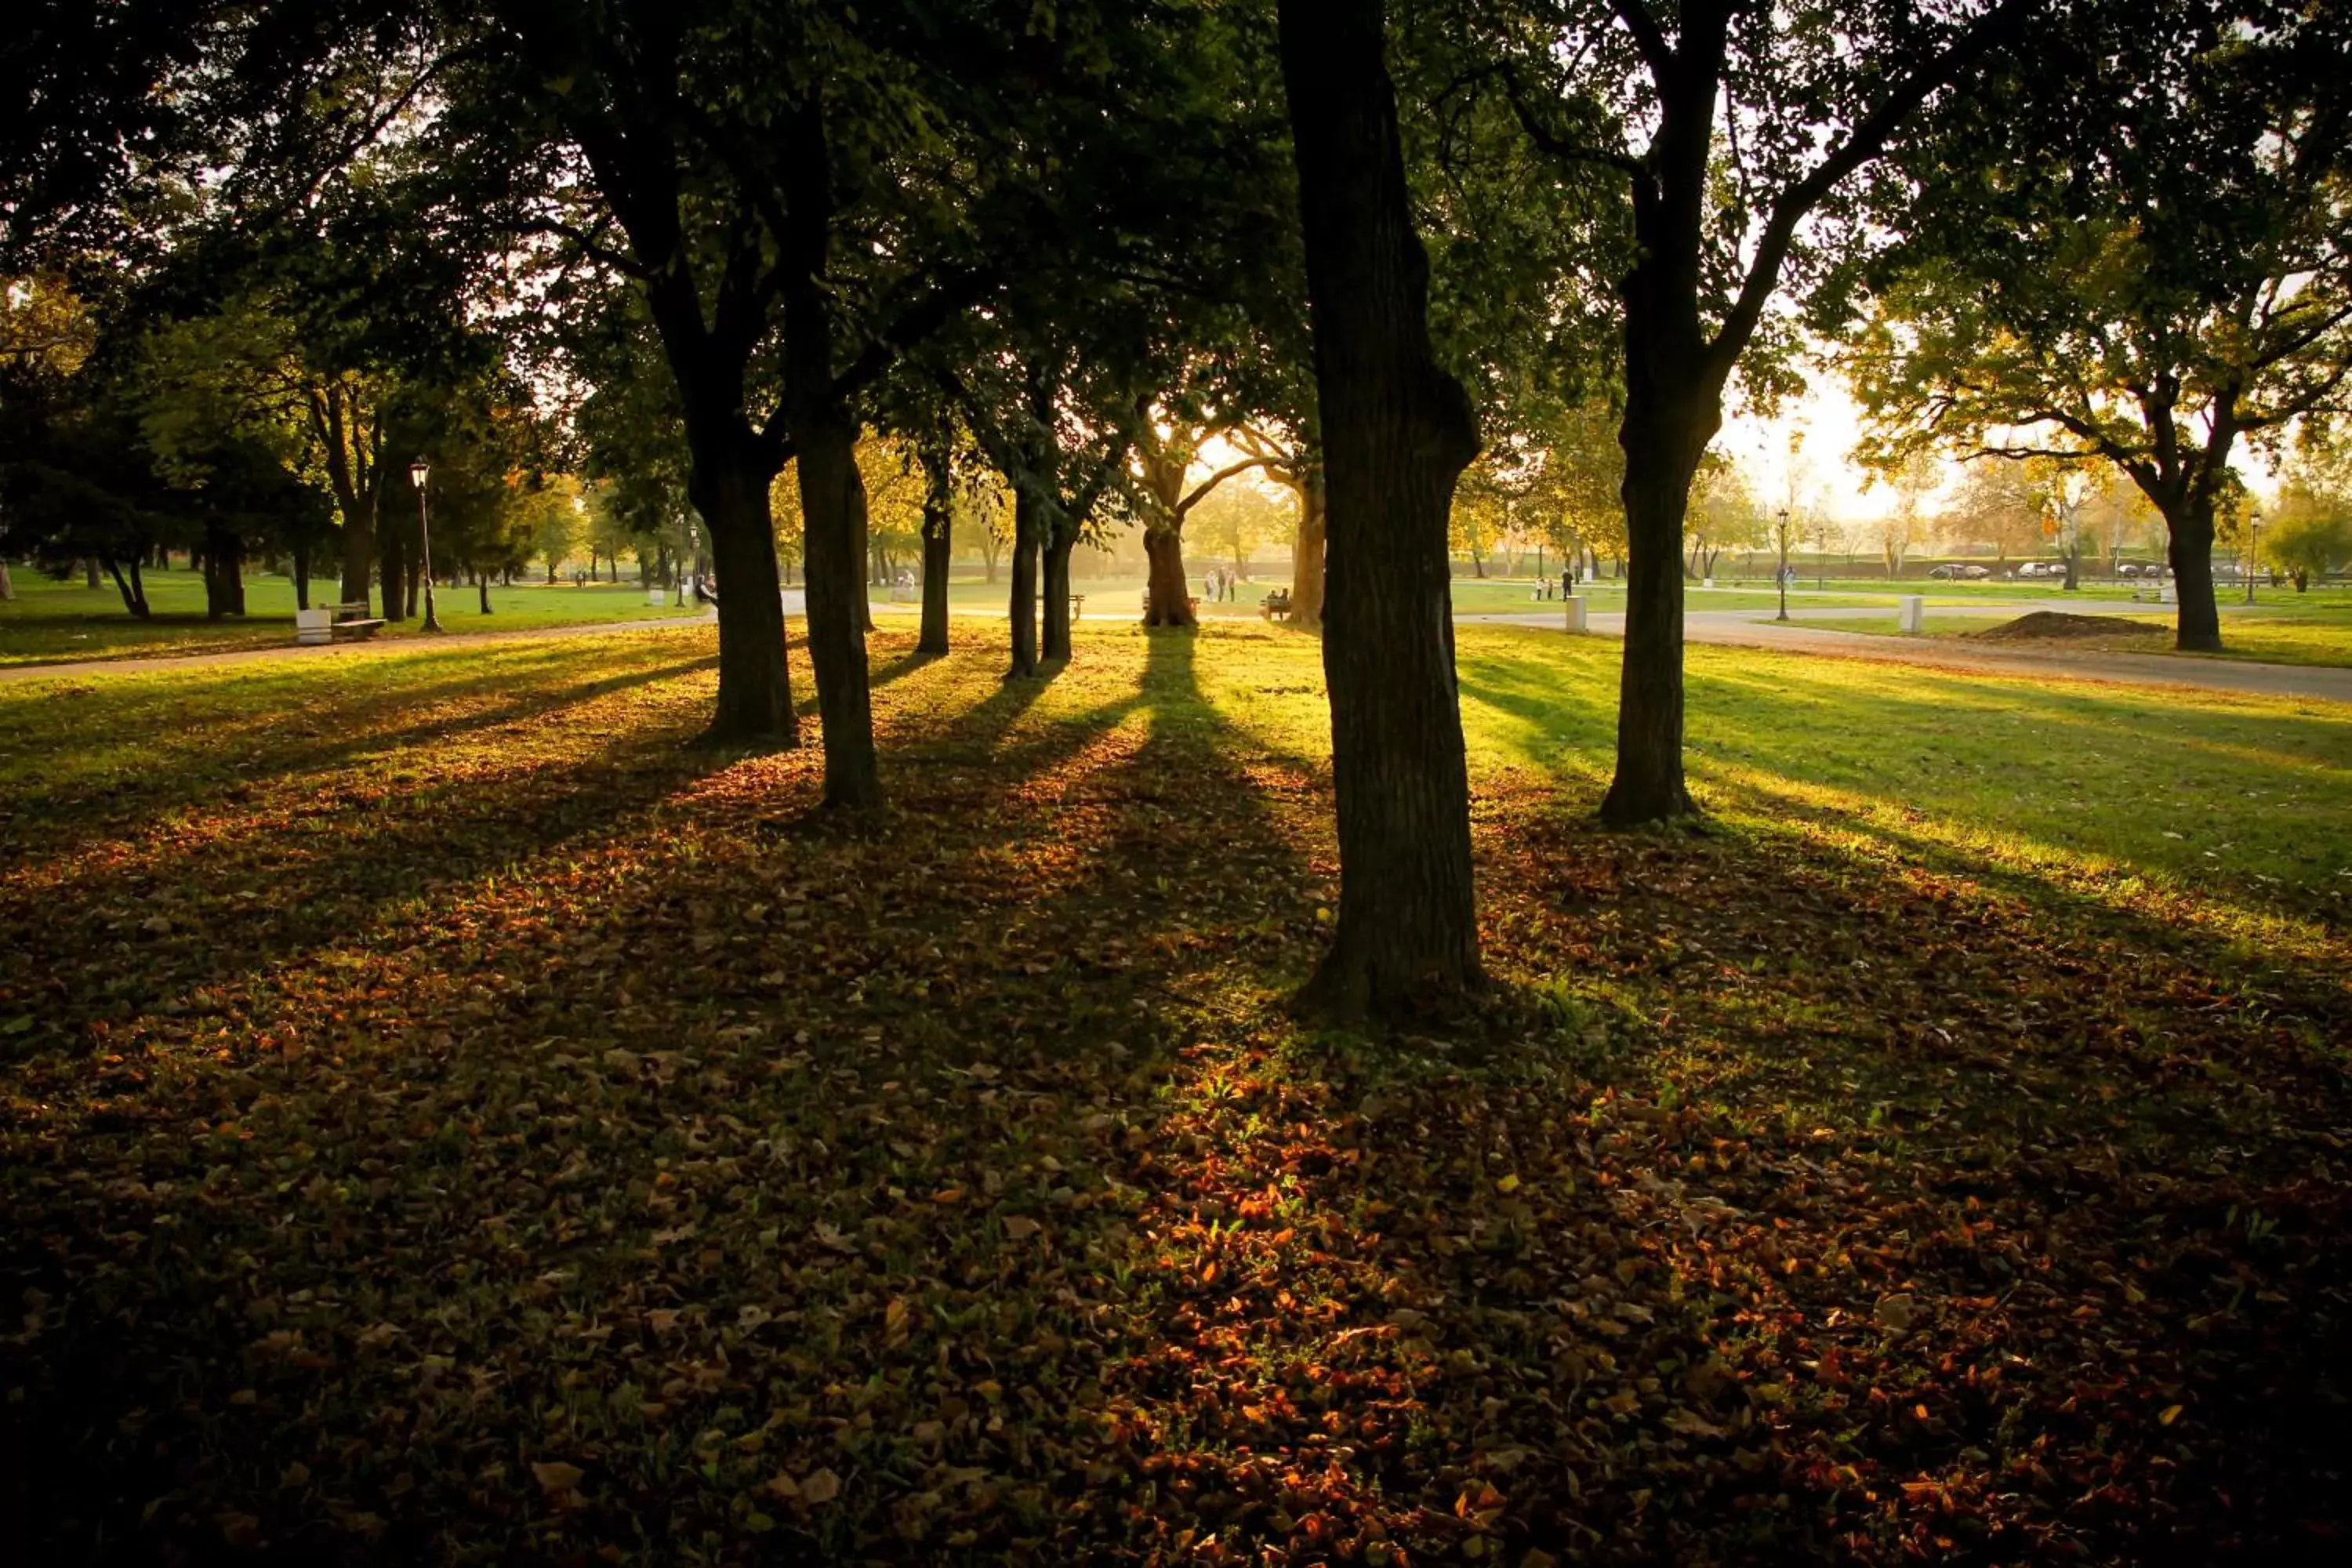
[1176,456,1277,519]
[1709,0,2037,378]
[1608,0,1675,82]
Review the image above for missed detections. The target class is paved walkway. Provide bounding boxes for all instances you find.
[1465,608,2352,703]
[9,596,2348,706]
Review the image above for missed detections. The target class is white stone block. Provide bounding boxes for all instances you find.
[1898,594,1925,633]
[1564,595,1589,633]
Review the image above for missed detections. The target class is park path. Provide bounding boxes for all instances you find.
[9,595,2348,706]
[1464,606,2352,704]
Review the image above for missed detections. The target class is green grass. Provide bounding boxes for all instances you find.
[0,568,707,666]
[5,618,2350,1563]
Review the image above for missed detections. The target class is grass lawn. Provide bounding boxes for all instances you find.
[3,622,2349,1563]
[0,569,707,666]
[938,575,1893,619]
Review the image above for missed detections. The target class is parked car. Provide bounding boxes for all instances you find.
[2116,562,2143,577]
[1927,563,1991,579]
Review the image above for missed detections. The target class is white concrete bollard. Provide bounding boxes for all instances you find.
[294,607,334,645]
[1701,576,1715,590]
[1898,594,1925,633]
[1564,595,1589,633]
[647,588,667,607]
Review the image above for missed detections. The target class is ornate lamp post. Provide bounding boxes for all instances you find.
[2245,509,2261,605]
[408,457,441,633]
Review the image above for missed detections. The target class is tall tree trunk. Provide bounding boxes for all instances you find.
[795,417,882,806]
[1603,401,1713,826]
[1142,526,1196,627]
[339,510,374,611]
[291,541,310,610]
[691,451,795,743]
[1043,525,1076,661]
[1290,468,1328,629]
[918,452,953,657]
[200,529,241,618]
[2166,499,2222,652]
[379,528,407,623]
[478,572,492,615]
[1005,488,1044,679]
[1279,0,1482,1018]
[84,557,102,590]
[0,557,13,601]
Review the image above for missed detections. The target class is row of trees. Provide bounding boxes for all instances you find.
[7,0,2347,1017]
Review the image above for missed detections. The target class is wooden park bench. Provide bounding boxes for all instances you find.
[294,601,387,645]
[1070,594,1086,621]
[1260,588,1294,621]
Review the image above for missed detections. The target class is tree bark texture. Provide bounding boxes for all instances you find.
[379,526,407,623]
[918,471,953,657]
[1043,525,1076,662]
[1005,488,1044,679]
[1602,415,1711,824]
[2165,500,2223,652]
[1279,0,1482,1017]
[1142,527,1196,628]
[794,417,882,806]
[693,451,797,743]
[1289,465,1327,628]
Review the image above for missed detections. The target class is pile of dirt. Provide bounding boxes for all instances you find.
[1970,609,2165,642]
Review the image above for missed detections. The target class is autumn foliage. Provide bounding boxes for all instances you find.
[2,625,2347,1563]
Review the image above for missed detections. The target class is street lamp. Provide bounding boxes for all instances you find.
[408,457,441,633]
[1775,508,1791,622]
[2245,509,2261,605]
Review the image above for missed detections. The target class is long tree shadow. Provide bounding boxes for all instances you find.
[10,625,2350,1564]
[3,641,721,848]
[0,660,743,1059]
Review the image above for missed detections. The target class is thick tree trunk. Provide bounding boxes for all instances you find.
[339,510,373,611]
[692,452,796,743]
[1290,470,1328,628]
[1142,526,1196,627]
[1043,529,1075,661]
[379,528,407,622]
[1005,490,1044,679]
[1602,405,1712,826]
[0,557,12,601]
[477,574,492,615]
[2166,499,2222,652]
[1279,0,1482,1018]
[291,542,310,610]
[917,465,953,657]
[795,418,882,805]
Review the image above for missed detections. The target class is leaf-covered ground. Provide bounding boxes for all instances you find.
[2,622,2348,1565]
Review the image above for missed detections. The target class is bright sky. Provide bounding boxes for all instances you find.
[1719,368,1893,522]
